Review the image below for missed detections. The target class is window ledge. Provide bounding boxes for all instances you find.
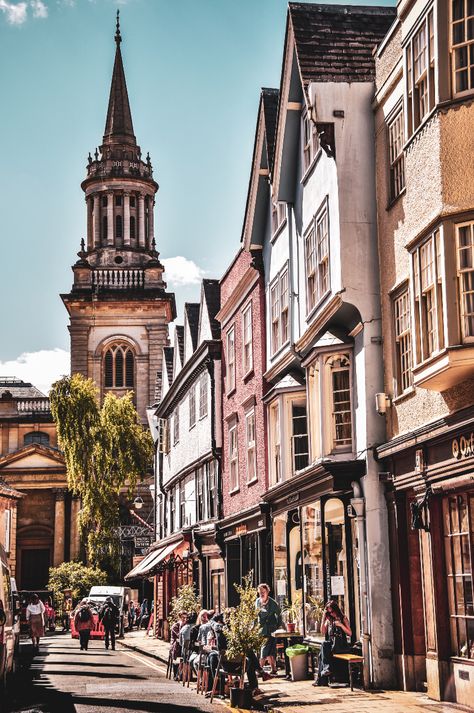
[271,219,287,245]
[413,345,474,391]
[300,148,323,186]
[386,187,406,211]
[189,423,196,431]
[242,368,254,383]
[226,386,237,398]
[305,290,331,324]
[247,477,258,486]
[270,340,290,362]
[198,413,208,421]
[229,487,240,496]
[392,386,415,405]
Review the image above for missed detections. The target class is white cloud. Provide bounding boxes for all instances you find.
[162,256,205,287]
[30,0,47,18]
[0,349,70,396]
[0,1,28,24]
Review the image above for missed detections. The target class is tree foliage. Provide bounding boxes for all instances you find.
[168,583,201,625]
[48,561,107,612]
[50,374,154,570]
[224,573,265,664]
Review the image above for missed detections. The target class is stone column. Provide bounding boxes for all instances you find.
[138,194,145,248]
[107,191,114,246]
[86,197,93,251]
[70,495,81,561]
[148,197,155,248]
[53,489,67,567]
[124,193,131,247]
[93,194,100,248]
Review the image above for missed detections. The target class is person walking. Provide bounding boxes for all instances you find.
[26,593,45,651]
[256,583,282,675]
[62,596,72,632]
[74,599,94,651]
[99,596,120,651]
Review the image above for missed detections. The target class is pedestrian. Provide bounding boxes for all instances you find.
[256,582,282,675]
[62,596,73,632]
[26,593,45,651]
[314,599,352,686]
[139,598,149,629]
[99,596,120,651]
[74,599,94,651]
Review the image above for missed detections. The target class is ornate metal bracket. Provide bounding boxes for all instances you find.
[315,122,336,159]
[410,486,432,532]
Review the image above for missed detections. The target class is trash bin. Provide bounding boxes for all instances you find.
[286,644,309,681]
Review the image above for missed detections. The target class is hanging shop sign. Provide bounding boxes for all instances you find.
[134,535,152,549]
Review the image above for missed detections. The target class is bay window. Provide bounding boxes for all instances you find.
[327,353,352,452]
[451,0,474,95]
[269,401,282,485]
[199,372,208,419]
[302,113,319,174]
[208,460,217,519]
[291,400,309,473]
[413,230,445,362]
[272,201,286,235]
[305,203,330,314]
[456,221,474,339]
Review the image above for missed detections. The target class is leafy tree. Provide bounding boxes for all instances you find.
[224,573,265,688]
[48,561,107,612]
[50,374,154,571]
[168,583,201,625]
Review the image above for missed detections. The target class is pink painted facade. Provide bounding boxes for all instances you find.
[219,248,268,518]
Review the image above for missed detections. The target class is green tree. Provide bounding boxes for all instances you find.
[48,561,107,612]
[50,374,154,571]
[168,583,201,625]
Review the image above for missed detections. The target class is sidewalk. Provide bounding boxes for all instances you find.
[118,631,471,713]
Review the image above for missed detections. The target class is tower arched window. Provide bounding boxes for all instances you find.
[130,215,136,240]
[115,214,123,239]
[24,432,50,447]
[103,343,135,389]
[102,215,108,242]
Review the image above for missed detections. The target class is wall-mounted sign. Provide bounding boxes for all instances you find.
[286,493,299,505]
[235,524,247,537]
[415,448,425,472]
[330,575,345,596]
[452,433,474,460]
[134,536,152,549]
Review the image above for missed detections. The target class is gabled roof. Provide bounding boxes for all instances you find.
[262,88,279,174]
[175,326,185,365]
[163,346,174,387]
[184,303,200,352]
[0,443,65,470]
[0,378,46,399]
[201,280,221,341]
[289,3,396,87]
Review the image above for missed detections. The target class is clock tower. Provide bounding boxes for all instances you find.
[62,13,175,422]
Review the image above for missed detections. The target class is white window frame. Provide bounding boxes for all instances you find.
[189,385,196,429]
[456,221,474,341]
[199,372,208,419]
[270,267,289,356]
[245,408,257,484]
[242,302,253,376]
[290,398,309,474]
[173,404,180,445]
[268,400,282,486]
[412,229,445,363]
[451,0,474,97]
[388,107,405,201]
[405,9,435,135]
[393,287,413,394]
[272,201,286,235]
[229,421,239,492]
[325,353,353,453]
[302,112,319,175]
[305,202,330,315]
[226,326,236,393]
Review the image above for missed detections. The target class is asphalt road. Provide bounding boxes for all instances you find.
[4,633,220,713]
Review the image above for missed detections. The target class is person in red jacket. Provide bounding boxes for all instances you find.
[74,600,94,651]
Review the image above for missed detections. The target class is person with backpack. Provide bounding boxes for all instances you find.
[99,596,120,651]
[74,600,94,651]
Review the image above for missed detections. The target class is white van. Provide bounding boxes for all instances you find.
[88,586,132,636]
[0,544,15,688]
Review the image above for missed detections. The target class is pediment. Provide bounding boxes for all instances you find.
[0,444,64,471]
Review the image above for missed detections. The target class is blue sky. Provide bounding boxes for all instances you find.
[0,0,394,392]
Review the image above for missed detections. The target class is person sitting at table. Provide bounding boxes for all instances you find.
[256,582,282,675]
[314,599,352,687]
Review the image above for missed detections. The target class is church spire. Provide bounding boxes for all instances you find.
[103,10,136,148]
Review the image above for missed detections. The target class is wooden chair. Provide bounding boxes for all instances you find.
[196,646,210,694]
[332,653,364,691]
[165,648,174,680]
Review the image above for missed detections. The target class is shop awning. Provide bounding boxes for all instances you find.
[124,538,183,581]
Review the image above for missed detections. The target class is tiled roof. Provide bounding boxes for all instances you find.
[0,377,46,399]
[175,326,185,365]
[202,280,221,340]
[289,3,396,86]
[163,347,174,386]
[261,88,279,172]
[185,303,200,352]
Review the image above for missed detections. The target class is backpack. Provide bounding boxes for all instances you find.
[79,607,90,623]
[103,605,116,625]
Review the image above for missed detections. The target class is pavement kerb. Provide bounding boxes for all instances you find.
[117,639,169,665]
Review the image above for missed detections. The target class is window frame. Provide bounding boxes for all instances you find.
[325,352,353,454]
[455,221,474,342]
[103,343,135,390]
[245,407,257,484]
[272,201,287,236]
[189,384,196,429]
[290,397,309,474]
[412,228,445,364]
[242,302,253,376]
[173,404,180,446]
[405,9,436,136]
[392,285,414,395]
[269,266,290,356]
[304,200,330,316]
[199,372,208,419]
[450,0,474,97]
[207,460,217,519]
[268,400,282,486]
[302,112,319,177]
[388,106,406,202]
[228,421,239,493]
[226,325,236,394]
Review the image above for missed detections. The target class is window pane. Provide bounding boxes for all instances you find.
[125,350,134,387]
[115,349,124,387]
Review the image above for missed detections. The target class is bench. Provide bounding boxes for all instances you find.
[332,653,364,691]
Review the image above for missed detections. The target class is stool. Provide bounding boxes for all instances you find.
[332,653,364,691]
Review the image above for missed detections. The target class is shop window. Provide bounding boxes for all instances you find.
[242,303,253,375]
[443,493,474,659]
[406,10,435,135]
[291,401,309,473]
[211,570,225,613]
[24,431,50,446]
[229,422,239,492]
[302,113,319,175]
[272,201,286,235]
[199,372,208,419]
[326,354,352,452]
[273,512,289,610]
[305,202,330,315]
[268,401,282,485]
[412,230,445,362]
[196,466,205,522]
[103,343,135,389]
[388,108,405,201]
[393,287,413,394]
[451,0,474,95]
[302,502,324,636]
[324,498,348,615]
[245,408,257,483]
[189,384,196,429]
[226,326,236,393]
[456,221,474,339]
[207,460,217,519]
[270,267,289,356]
[173,404,180,445]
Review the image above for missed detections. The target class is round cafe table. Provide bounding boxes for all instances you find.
[272,630,304,678]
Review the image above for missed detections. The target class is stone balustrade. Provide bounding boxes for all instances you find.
[16,398,51,414]
[92,268,145,289]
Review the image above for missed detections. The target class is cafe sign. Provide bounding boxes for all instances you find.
[452,432,474,460]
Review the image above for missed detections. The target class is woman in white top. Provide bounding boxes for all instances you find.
[26,593,45,650]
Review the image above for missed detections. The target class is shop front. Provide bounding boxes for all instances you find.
[217,506,271,608]
[379,407,474,707]
[264,461,364,642]
[193,524,225,613]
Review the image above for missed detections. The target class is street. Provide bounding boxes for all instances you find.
[5,633,219,713]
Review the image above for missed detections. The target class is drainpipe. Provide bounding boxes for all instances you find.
[350,480,371,688]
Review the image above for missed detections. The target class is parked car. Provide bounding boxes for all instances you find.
[0,545,16,689]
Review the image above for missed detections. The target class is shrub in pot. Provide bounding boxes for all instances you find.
[282,593,302,633]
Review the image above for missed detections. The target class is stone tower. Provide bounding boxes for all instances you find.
[62,13,175,422]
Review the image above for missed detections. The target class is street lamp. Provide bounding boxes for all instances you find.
[133,496,144,510]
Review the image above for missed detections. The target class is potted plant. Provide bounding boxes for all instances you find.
[168,583,201,626]
[306,595,325,634]
[224,573,265,709]
[282,593,302,633]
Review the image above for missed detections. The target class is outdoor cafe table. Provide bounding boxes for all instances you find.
[272,631,304,678]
